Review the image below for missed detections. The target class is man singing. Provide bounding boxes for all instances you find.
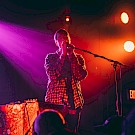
[44,28,88,132]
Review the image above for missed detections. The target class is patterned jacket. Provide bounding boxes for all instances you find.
[44,50,88,109]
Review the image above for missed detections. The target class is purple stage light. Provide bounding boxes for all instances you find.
[0,21,56,89]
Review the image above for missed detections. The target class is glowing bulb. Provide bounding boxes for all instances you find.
[121,12,129,24]
[65,16,70,22]
[124,41,134,52]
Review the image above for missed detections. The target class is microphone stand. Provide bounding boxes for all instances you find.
[74,46,127,116]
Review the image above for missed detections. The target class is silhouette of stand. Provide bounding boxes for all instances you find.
[73,46,129,134]
[73,46,127,116]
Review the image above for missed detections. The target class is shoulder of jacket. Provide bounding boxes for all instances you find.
[76,53,83,59]
[46,53,58,58]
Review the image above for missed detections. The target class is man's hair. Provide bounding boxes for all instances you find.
[54,28,71,45]
[33,109,65,135]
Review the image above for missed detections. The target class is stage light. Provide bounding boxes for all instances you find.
[124,41,134,52]
[65,15,70,22]
[0,21,51,89]
[121,12,129,24]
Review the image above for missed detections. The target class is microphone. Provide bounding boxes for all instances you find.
[66,43,75,49]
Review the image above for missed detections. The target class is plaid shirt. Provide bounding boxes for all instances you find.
[44,50,88,109]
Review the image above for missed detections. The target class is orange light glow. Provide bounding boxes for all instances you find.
[124,41,134,52]
[121,12,129,24]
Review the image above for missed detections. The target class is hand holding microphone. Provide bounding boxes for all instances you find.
[66,43,75,49]
[61,41,75,56]
[61,41,67,56]
[66,42,75,55]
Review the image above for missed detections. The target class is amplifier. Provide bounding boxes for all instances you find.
[0,100,68,135]
[0,99,39,135]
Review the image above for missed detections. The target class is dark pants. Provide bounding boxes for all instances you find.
[64,107,81,132]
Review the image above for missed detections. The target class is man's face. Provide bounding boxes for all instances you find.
[56,33,69,48]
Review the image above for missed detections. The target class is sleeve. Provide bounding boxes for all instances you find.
[68,53,88,81]
[44,53,66,81]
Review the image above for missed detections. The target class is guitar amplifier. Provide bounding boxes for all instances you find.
[0,99,39,135]
[0,100,68,135]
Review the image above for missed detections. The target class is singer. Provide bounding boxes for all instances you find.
[44,28,88,133]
